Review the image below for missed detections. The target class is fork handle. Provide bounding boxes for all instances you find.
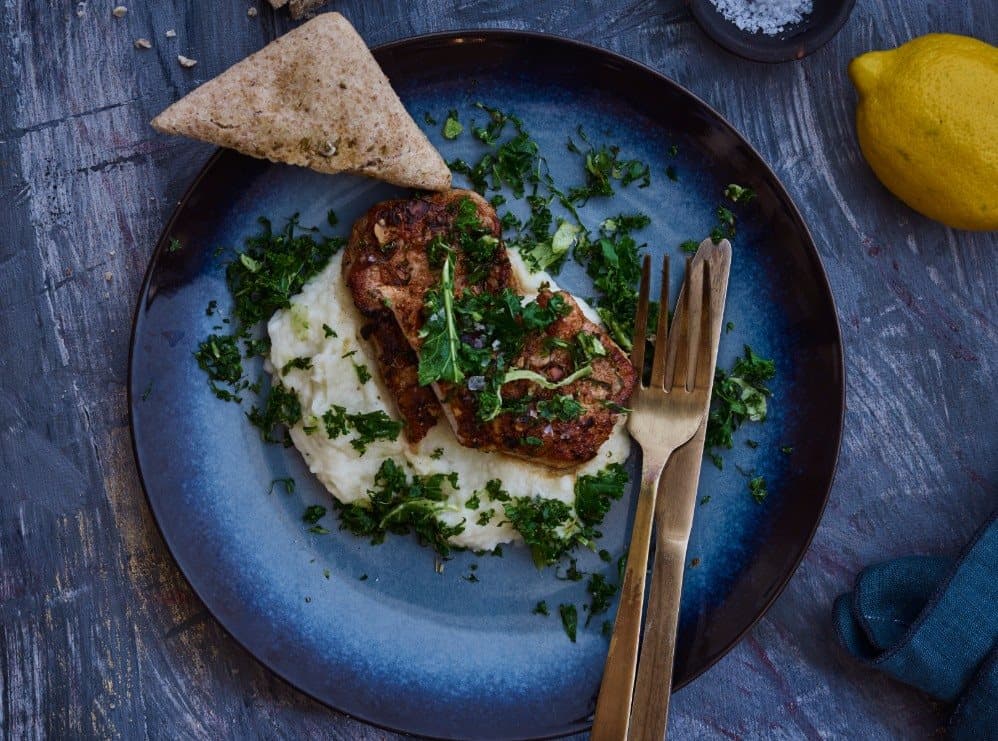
[627,531,688,740]
[591,457,668,741]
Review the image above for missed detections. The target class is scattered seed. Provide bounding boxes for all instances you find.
[177,55,197,68]
[247,6,258,17]
[112,5,127,18]
[104,271,113,282]
[165,29,176,38]
[133,38,152,49]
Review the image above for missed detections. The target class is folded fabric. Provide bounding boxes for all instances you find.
[833,512,998,740]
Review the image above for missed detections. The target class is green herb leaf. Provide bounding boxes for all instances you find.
[268,477,295,495]
[537,394,584,421]
[585,573,618,626]
[354,363,372,384]
[748,476,768,503]
[248,383,302,445]
[442,110,463,139]
[417,253,464,385]
[281,356,312,374]
[332,458,464,556]
[559,603,578,642]
[346,410,403,454]
[705,345,776,467]
[303,504,326,524]
[724,183,756,204]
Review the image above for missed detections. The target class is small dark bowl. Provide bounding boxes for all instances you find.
[688,0,856,63]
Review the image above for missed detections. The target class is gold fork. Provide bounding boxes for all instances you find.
[591,254,713,741]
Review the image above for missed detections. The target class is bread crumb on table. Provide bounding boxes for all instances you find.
[112,5,127,18]
[165,29,176,38]
[134,38,152,50]
[177,55,198,68]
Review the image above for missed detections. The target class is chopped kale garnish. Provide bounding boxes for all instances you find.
[559,603,578,643]
[346,410,403,454]
[321,405,349,438]
[566,128,650,204]
[268,477,296,495]
[417,252,464,385]
[281,356,312,374]
[537,394,584,421]
[574,214,651,349]
[724,183,756,204]
[194,334,247,401]
[558,559,584,582]
[483,479,510,502]
[247,382,302,445]
[226,214,344,329]
[533,600,550,616]
[705,345,776,468]
[574,463,628,528]
[500,463,628,568]
[680,239,700,254]
[303,504,326,524]
[476,509,495,526]
[519,219,580,274]
[322,323,337,338]
[331,458,464,556]
[714,205,737,241]
[442,109,463,139]
[502,497,574,567]
[749,475,768,503]
[353,363,372,385]
[585,573,618,626]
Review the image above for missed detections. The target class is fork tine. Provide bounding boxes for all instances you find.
[648,254,670,388]
[695,259,713,389]
[681,258,705,390]
[668,257,693,389]
[630,255,652,379]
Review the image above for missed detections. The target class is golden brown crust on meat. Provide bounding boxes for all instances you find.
[358,316,439,442]
[343,189,510,339]
[436,290,636,468]
[342,190,636,465]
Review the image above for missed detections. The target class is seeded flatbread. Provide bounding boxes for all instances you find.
[151,13,451,191]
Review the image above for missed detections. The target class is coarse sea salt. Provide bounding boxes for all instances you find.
[709,0,813,35]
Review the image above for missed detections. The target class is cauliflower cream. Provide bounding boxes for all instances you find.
[267,251,630,551]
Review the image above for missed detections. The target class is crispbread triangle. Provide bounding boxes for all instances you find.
[151,13,451,191]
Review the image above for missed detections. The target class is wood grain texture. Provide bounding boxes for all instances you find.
[0,1,994,739]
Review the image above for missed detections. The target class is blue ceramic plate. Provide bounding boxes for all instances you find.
[129,31,843,740]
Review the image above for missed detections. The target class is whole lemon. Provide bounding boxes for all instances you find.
[849,33,998,231]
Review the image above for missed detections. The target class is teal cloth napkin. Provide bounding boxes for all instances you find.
[833,513,998,740]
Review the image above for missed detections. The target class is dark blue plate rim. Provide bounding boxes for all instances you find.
[127,28,845,739]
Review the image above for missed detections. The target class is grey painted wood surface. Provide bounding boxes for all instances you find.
[1,1,994,738]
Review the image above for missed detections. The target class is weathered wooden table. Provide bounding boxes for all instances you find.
[1,1,994,738]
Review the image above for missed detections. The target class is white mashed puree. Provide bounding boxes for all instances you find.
[267,250,631,551]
